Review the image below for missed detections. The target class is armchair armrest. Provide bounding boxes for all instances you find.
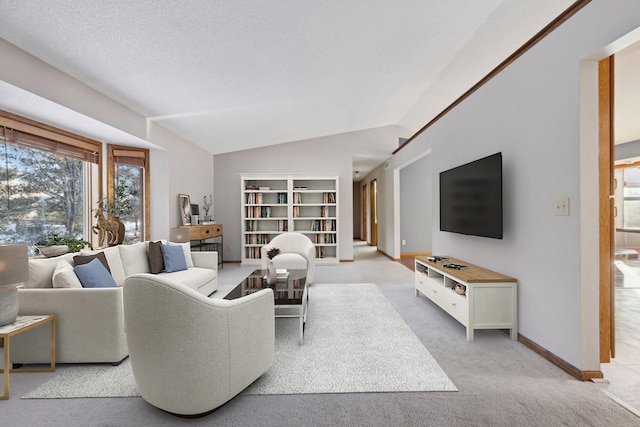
[14,287,127,364]
[217,289,275,396]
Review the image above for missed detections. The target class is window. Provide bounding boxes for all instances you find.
[622,166,640,229]
[0,111,101,253]
[107,145,150,244]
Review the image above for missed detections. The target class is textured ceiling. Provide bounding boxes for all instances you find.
[0,0,577,161]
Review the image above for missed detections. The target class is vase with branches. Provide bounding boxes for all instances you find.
[202,194,213,221]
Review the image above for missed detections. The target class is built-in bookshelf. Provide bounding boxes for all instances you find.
[241,174,339,265]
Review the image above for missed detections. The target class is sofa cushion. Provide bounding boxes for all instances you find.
[119,242,151,276]
[74,258,118,288]
[74,252,111,273]
[52,259,82,288]
[161,244,187,273]
[148,241,164,274]
[25,252,76,288]
[157,267,216,291]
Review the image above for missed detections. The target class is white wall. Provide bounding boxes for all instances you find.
[213,125,404,262]
[0,40,215,241]
[376,0,640,370]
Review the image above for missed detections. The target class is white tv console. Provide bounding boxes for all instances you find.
[414,256,518,341]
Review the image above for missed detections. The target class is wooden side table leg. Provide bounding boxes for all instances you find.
[2,338,10,400]
[49,317,56,371]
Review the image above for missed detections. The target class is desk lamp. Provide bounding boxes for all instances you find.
[0,243,29,326]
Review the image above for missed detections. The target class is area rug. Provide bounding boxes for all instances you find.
[23,283,456,398]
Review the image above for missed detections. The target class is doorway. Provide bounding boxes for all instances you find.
[598,42,640,413]
[369,179,378,246]
[362,184,368,242]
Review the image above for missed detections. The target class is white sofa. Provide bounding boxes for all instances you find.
[11,241,218,365]
[124,274,274,416]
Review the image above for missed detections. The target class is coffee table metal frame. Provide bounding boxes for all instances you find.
[0,315,56,400]
[224,269,308,344]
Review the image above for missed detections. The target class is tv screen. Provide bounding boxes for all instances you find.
[439,152,503,239]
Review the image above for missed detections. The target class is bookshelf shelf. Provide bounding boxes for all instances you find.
[241,175,339,265]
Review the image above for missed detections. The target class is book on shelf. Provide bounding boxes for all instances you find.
[258,186,270,190]
[323,192,336,203]
[294,186,308,190]
[245,185,259,190]
[246,192,264,204]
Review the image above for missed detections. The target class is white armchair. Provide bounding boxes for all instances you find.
[261,232,315,284]
[123,273,274,416]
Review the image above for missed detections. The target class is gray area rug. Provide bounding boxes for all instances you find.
[23,283,456,398]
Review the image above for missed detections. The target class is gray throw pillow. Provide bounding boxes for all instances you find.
[73,252,111,273]
[148,241,165,274]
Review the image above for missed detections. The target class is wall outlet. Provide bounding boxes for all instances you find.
[402,239,406,246]
[554,198,569,216]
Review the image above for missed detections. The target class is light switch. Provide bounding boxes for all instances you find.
[555,198,569,216]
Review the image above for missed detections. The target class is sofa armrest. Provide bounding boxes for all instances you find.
[13,287,128,364]
[191,251,218,271]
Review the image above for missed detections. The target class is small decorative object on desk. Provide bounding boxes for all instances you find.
[454,283,466,295]
[202,194,213,222]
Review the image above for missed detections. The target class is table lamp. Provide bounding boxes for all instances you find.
[169,227,190,243]
[0,243,29,326]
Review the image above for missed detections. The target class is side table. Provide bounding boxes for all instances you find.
[0,315,56,399]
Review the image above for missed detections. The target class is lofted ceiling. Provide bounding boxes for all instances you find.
[0,0,578,175]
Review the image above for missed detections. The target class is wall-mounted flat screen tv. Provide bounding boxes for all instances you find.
[439,152,503,239]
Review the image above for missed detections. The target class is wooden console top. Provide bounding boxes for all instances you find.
[415,256,516,283]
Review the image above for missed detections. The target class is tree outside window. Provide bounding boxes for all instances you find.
[1,140,96,254]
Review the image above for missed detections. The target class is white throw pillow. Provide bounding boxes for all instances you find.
[52,259,82,288]
[119,242,151,276]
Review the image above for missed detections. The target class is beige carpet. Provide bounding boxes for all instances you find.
[23,283,456,398]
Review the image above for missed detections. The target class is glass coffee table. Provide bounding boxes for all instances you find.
[224,269,308,344]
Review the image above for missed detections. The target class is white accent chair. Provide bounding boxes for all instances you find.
[261,232,315,284]
[123,274,274,416]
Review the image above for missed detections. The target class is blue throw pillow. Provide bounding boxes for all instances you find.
[161,243,188,273]
[74,258,117,288]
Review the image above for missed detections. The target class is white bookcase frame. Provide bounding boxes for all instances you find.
[241,174,339,265]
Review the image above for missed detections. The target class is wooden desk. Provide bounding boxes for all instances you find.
[0,315,56,399]
[186,224,223,268]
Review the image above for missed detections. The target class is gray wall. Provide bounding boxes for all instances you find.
[615,139,640,161]
[213,125,404,262]
[400,153,431,253]
[366,0,640,371]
